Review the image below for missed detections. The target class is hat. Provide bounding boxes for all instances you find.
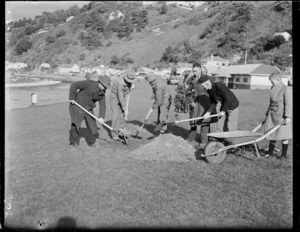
[145,72,157,83]
[98,75,111,89]
[198,75,210,84]
[123,71,136,83]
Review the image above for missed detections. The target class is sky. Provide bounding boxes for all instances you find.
[5,1,88,22]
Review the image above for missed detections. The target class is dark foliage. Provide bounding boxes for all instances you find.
[15,37,32,55]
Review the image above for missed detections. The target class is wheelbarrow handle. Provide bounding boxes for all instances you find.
[174,114,220,124]
[252,122,264,132]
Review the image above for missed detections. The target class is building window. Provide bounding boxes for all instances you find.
[236,78,240,82]
[243,77,248,83]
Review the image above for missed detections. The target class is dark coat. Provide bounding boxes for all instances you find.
[150,76,172,109]
[206,81,239,112]
[188,74,218,126]
[69,80,106,130]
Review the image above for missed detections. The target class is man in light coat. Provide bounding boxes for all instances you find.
[263,71,292,159]
[110,70,136,140]
[145,72,172,134]
[69,75,111,147]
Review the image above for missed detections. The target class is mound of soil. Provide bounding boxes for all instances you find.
[130,134,196,162]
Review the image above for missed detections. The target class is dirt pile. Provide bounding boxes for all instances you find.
[130,134,196,162]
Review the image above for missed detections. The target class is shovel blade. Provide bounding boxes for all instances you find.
[137,128,147,134]
[154,122,167,132]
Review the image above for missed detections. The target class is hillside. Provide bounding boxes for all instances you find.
[5,1,292,70]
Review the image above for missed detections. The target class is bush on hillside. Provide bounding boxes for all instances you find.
[15,37,32,55]
[46,35,56,44]
[56,30,66,38]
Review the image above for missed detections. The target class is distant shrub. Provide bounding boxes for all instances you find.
[15,37,32,55]
[66,58,72,64]
[46,35,56,44]
[79,53,85,61]
[56,30,66,38]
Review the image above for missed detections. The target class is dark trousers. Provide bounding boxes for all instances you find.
[69,104,98,144]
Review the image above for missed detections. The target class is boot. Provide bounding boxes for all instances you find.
[278,144,288,160]
[266,142,276,157]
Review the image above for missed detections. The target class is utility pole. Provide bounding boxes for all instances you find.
[244,50,247,64]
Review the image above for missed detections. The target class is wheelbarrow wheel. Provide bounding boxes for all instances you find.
[204,141,226,164]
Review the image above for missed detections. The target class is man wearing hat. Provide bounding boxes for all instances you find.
[110,70,136,139]
[184,62,218,147]
[198,75,239,132]
[69,75,111,147]
[145,72,172,134]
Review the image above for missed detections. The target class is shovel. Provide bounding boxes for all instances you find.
[154,114,220,132]
[135,108,153,136]
[73,101,128,146]
[125,94,130,121]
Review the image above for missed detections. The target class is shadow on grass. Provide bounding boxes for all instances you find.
[127,120,190,141]
[54,216,77,230]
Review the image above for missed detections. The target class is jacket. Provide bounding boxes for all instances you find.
[110,76,131,111]
[189,74,217,125]
[151,76,172,109]
[206,81,239,112]
[69,80,106,117]
[263,81,292,140]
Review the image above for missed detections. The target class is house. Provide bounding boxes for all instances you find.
[202,55,230,67]
[66,16,74,22]
[58,64,80,74]
[142,1,158,7]
[108,10,125,20]
[273,32,291,42]
[38,29,48,34]
[210,63,288,89]
[39,63,51,69]
[5,62,27,71]
[166,1,204,9]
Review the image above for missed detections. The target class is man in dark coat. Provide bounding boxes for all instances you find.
[184,62,218,147]
[69,75,111,147]
[199,75,239,132]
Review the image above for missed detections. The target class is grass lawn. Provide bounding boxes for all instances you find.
[5,80,293,229]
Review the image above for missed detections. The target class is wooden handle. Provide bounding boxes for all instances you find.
[174,114,220,124]
[73,101,115,132]
[125,94,130,120]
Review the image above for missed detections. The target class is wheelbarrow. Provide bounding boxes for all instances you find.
[200,122,283,164]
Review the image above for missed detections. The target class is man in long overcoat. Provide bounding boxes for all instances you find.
[110,70,136,139]
[145,72,172,134]
[69,75,111,147]
[184,62,218,146]
[263,71,292,159]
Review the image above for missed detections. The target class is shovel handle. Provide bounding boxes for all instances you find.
[125,94,130,120]
[174,114,220,124]
[73,101,116,133]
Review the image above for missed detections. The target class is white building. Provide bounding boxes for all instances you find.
[5,62,27,71]
[66,16,74,22]
[108,10,125,20]
[273,32,291,42]
[210,63,288,89]
[39,63,51,69]
[58,64,80,74]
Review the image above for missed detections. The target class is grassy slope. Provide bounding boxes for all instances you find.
[5,81,293,229]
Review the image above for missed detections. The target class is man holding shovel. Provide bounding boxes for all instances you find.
[69,75,111,147]
[145,72,172,134]
[110,70,136,140]
[199,75,239,132]
[184,62,218,147]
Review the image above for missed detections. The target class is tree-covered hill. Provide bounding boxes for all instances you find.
[5,1,292,71]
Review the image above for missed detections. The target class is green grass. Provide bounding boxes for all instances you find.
[5,81,292,229]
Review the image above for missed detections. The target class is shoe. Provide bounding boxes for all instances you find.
[277,155,288,160]
[118,128,131,135]
[87,142,97,148]
[69,142,79,147]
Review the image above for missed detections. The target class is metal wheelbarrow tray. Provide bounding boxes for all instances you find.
[200,123,282,164]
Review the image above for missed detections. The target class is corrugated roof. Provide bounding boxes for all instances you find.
[211,64,278,77]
